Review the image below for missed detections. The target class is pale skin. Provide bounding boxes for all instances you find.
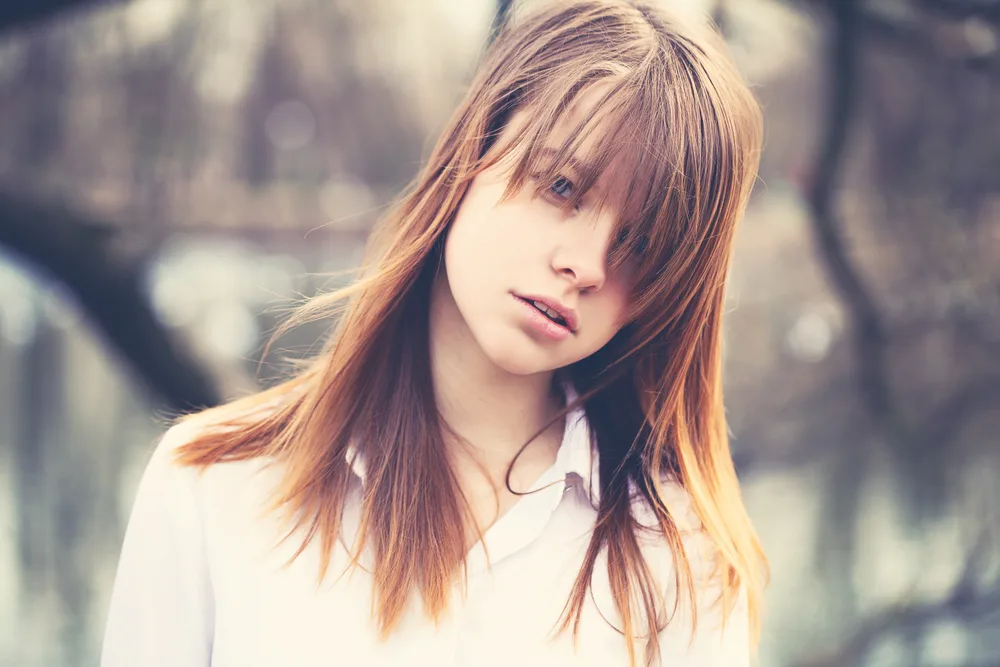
[428,83,634,537]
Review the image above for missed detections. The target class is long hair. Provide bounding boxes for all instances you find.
[174,2,767,665]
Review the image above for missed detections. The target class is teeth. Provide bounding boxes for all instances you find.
[530,300,566,326]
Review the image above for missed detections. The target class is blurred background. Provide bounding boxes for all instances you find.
[0,0,997,665]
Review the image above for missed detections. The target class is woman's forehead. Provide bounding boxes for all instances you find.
[498,83,646,198]
[504,79,621,154]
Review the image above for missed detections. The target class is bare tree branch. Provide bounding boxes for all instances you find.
[806,0,900,439]
[797,531,1000,667]
[490,0,515,45]
[914,0,1000,23]
[860,9,935,52]
[797,585,1000,667]
[859,5,1000,75]
[920,375,1000,450]
[0,0,124,35]
[0,190,220,412]
[712,0,729,37]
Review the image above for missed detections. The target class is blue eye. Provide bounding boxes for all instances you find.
[550,176,574,199]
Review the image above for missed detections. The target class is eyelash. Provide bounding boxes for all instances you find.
[543,175,581,212]
[614,228,649,256]
[540,175,648,258]
[550,176,574,199]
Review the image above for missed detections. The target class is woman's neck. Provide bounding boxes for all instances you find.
[427,268,564,481]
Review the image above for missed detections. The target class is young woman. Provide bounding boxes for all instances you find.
[101,1,767,665]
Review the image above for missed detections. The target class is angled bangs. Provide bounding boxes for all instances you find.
[476,70,709,314]
[455,0,761,366]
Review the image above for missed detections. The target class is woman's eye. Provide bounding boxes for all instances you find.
[544,175,583,213]
[636,235,648,255]
[550,176,575,199]
[614,227,649,256]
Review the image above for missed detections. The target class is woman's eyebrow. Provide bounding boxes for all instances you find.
[536,147,587,175]
[535,146,620,203]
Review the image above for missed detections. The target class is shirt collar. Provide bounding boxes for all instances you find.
[558,383,600,502]
[344,383,600,502]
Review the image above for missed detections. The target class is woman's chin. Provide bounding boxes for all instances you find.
[479,337,566,377]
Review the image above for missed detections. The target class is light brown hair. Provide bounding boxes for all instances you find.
[175,1,767,664]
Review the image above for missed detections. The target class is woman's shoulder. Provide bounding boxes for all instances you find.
[137,416,211,495]
[143,401,287,511]
[132,408,297,567]
[156,389,291,464]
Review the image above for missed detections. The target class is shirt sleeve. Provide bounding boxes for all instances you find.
[101,421,215,667]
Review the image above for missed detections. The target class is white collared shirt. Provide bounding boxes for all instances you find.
[101,402,749,667]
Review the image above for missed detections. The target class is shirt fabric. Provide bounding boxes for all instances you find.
[101,398,750,667]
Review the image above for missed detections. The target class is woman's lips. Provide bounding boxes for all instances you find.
[512,294,573,341]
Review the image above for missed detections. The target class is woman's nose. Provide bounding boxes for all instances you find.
[551,225,612,292]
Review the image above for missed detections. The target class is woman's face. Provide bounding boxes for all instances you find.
[440,87,634,377]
